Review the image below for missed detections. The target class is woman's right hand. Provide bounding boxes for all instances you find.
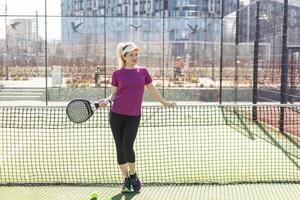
[98,99,109,108]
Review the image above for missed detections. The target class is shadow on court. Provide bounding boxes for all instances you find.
[107,192,140,200]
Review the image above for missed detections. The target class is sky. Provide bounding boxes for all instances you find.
[0,0,61,40]
[0,0,299,40]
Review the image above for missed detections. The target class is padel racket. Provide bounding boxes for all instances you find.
[66,99,100,123]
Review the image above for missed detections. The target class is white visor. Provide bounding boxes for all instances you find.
[121,44,139,56]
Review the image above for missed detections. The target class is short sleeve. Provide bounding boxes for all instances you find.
[144,68,153,85]
[111,71,118,87]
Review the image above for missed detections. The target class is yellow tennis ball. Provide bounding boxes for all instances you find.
[90,192,98,200]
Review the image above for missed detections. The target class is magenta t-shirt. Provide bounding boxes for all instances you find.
[111,66,153,116]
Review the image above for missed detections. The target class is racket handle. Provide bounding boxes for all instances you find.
[94,103,99,109]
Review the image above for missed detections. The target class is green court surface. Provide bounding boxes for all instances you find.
[0,184,300,200]
[0,105,299,199]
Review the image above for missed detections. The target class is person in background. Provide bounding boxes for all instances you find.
[94,66,100,87]
[174,56,185,81]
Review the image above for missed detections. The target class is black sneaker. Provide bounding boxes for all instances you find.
[130,174,141,192]
[121,177,132,193]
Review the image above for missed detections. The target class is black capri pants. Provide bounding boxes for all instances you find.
[109,112,141,165]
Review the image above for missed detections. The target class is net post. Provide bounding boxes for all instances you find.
[219,0,224,104]
[279,0,289,132]
[289,51,296,103]
[45,0,48,106]
[104,0,107,98]
[234,0,240,103]
[252,1,260,122]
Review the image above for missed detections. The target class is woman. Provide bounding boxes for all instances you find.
[98,42,176,193]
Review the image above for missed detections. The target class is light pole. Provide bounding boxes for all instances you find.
[35,10,39,76]
[2,0,8,80]
[0,2,4,77]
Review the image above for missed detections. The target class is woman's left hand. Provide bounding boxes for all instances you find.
[162,100,177,107]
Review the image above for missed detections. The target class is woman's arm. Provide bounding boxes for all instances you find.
[145,83,176,107]
[105,86,117,102]
[98,86,118,108]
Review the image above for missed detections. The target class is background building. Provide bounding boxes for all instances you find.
[61,0,227,68]
[6,19,34,56]
[5,18,41,67]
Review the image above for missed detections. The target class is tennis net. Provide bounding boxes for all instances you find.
[0,104,299,186]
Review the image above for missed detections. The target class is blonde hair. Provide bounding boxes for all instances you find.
[116,42,139,67]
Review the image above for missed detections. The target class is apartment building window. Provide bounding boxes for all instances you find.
[208,0,215,13]
[74,0,78,10]
[134,4,139,11]
[98,0,104,7]
[182,0,188,7]
[92,0,97,8]
[155,1,160,10]
[140,2,145,12]
[80,0,84,10]
[87,0,92,10]
[200,2,207,12]
[118,6,122,14]
[124,5,128,16]
[145,1,152,14]
[75,0,84,10]
[99,8,104,15]
[189,0,199,5]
